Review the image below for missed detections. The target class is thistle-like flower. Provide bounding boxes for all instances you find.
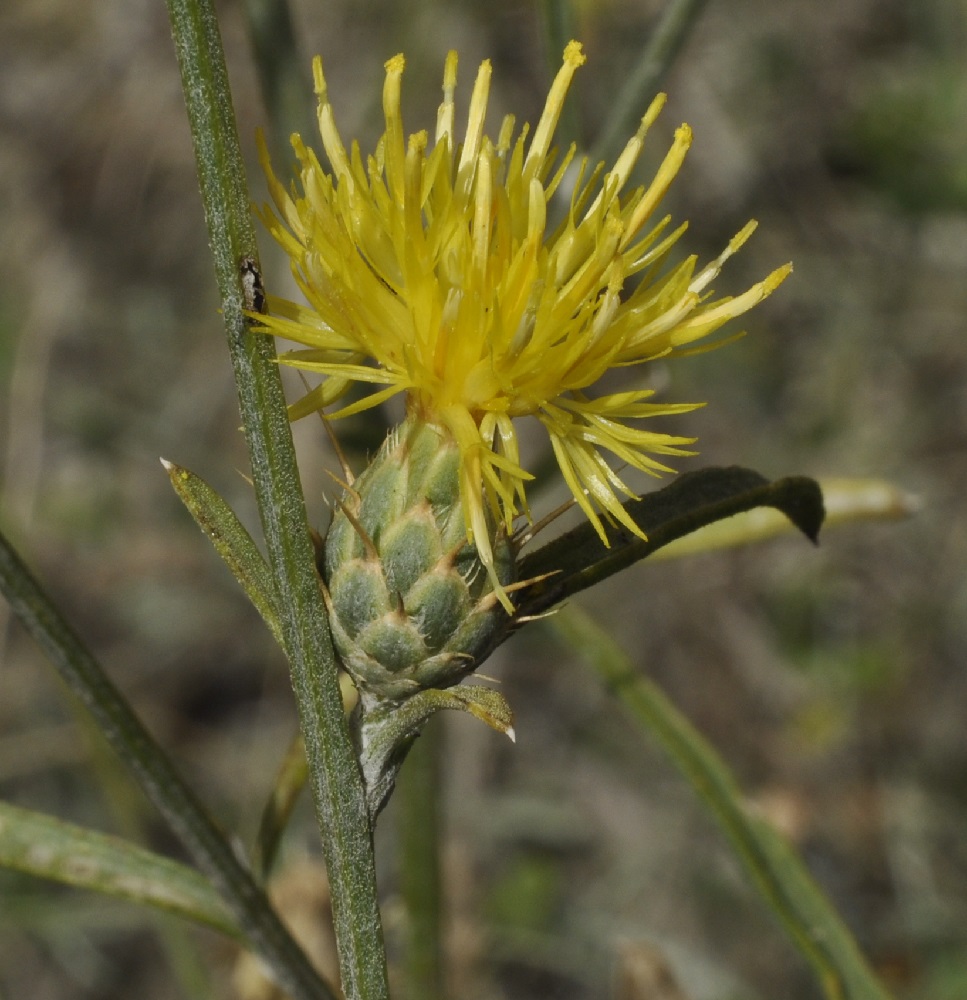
[255,42,789,700]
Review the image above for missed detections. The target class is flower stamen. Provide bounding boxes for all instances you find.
[254,43,791,603]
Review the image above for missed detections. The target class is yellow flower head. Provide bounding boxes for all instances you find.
[255,41,790,591]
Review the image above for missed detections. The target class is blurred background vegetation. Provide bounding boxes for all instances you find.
[1,0,966,997]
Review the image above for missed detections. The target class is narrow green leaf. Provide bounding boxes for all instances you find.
[589,0,712,167]
[518,467,824,616]
[445,685,516,740]
[552,606,893,1000]
[163,459,283,646]
[0,801,241,941]
[0,527,335,1000]
[239,0,314,159]
[651,477,916,560]
[359,686,514,817]
[538,0,580,151]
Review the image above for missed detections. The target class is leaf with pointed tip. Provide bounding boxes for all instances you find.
[651,476,915,560]
[517,467,825,616]
[358,686,514,817]
[443,686,516,742]
[0,800,242,940]
[163,460,283,646]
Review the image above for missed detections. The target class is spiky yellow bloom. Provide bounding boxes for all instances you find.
[255,41,790,599]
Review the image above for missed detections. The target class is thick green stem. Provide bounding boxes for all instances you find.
[0,530,332,1000]
[163,0,389,997]
[398,719,445,1000]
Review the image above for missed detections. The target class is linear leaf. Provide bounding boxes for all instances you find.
[0,801,241,940]
[359,686,515,818]
[518,467,825,617]
[651,477,916,560]
[163,459,283,646]
[0,525,333,1000]
[552,606,893,1000]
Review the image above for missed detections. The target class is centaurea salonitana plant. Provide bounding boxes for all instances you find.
[0,1,908,994]
[254,41,790,713]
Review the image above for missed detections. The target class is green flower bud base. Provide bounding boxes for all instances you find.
[323,417,516,703]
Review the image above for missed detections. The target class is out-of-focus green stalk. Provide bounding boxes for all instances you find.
[0,801,242,941]
[239,0,315,157]
[254,732,309,881]
[553,605,893,1000]
[0,529,333,1000]
[589,0,711,167]
[539,0,580,150]
[398,719,446,1000]
[163,1,389,997]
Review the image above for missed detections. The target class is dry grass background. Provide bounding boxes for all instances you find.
[2,0,967,997]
